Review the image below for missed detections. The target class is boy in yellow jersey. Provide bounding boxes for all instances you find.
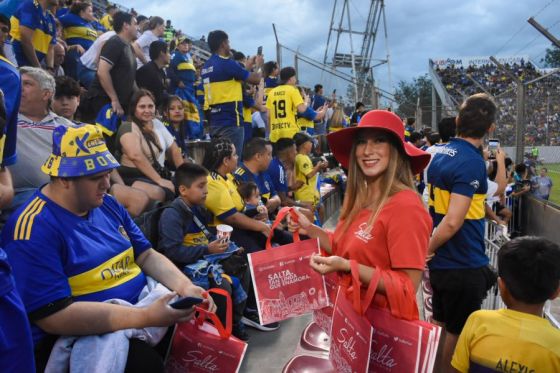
[452,236,560,372]
[266,67,327,143]
[293,132,328,221]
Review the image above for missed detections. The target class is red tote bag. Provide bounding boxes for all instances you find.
[343,261,441,373]
[247,207,329,325]
[312,270,339,334]
[329,285,374,373]
[166,289,248,373]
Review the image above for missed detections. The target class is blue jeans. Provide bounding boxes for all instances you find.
[210,125,244,162]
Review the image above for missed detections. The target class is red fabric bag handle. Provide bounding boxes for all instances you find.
[264,207,301,250]
[193,288,232,339]
[348,260,419,320]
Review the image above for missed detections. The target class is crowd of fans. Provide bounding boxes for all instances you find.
[435,61,560,146]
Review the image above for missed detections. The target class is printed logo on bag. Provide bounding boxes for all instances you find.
[354,222,373,243]
[268,269,311,289]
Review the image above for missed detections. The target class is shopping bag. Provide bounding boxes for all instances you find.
[329,286,373,373]
[312,270,339,334]
[344,261,441,373]
[247,207,328,325]
[165,289,248,373]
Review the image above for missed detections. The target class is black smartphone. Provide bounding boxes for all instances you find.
[169,296,204,310]
[257,46,263,56]
[488,139,499,159]
[333,89,337,94]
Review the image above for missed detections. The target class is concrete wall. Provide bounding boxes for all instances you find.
[524,196,560,244]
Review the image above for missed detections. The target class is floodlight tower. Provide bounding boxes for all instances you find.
[323,0,391,106]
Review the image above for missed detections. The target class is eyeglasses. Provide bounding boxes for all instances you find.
[0,26,9,33]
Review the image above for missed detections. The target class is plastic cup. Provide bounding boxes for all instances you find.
[216,224,233,243]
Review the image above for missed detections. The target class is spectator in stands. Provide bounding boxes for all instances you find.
[511,163,531,198]
[202,29,263,157]
[311,84,326,135]
[427,94,498,372]
[135,15,149,36]
[163,19,174,43]
[409,131,424,148]
[158,163,251,341]
[0,14,16,66]
[52,76,150,217]
[294,132,328,222]
[288,110,432,329]
[202,137,279,332]
[350,101,366,126]
[170,37,195,94]
[77,28,116,88]
[10,0,57,69]
[99,4,117,31]
[2,124,214,371]
[81,12,138,122]
[115,89,183,202]
[484,147,509,227]
[234,137,281,215]
[267,138,310,209]
[532,167,553,201]
[50,43,65,77]
[4,67,73,219]
[133,16,164,68]
[263,60,279,100]
[58,2,96,79]
[452,236,560,372]
[136,40,170,109]
[266,67,326,143]
[162,95,191,155]
[0,88,35,372]
[202,138,272,253]
[404,117,415,141]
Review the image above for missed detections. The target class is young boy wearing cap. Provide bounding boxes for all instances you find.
[452,236,560,372]
[158,163,251,341]
[2,124,214,370]
[293,132,328,222]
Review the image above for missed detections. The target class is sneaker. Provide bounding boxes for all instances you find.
[241,311,280,331]
[232,322,250,341]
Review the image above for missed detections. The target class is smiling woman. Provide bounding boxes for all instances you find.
[115,89,185,202]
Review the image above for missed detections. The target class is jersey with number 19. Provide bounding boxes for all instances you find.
[266,84,304,143]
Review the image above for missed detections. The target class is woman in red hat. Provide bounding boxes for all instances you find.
[289,109,432,314]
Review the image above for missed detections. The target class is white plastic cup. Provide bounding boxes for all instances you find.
[216,224,233,243]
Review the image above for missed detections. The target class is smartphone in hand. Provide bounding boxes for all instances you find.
[169,296,204,310]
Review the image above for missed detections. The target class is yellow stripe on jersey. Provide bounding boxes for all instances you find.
[14,197,46,240]
[182,100,200,123]
[63,26,98,41]
[431,186,486,220]
[182,232,208,246]
[297,116,313,129]
[10,17,53,54]
[205,80,243,106]
[68,247,142,297]
[177,61,196,71]
[243,106,252,123]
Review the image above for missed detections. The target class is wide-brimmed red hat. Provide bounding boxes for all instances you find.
[327,110,431,175]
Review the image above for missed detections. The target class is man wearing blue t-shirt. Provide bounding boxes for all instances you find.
[10,0,58,68]
[427,93,497,372]
[201,30,263,157]
[2,124,214,371]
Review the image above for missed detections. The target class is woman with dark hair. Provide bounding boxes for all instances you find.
[116,89,184,202]
[262,60,279,100]
[289,110,432,315]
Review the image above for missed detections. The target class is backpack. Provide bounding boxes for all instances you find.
[133,202,170,250]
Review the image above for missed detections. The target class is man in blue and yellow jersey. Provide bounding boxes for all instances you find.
[234,137,281,214]
[427,93,497,372]
[266,67,327,143]
[2,124,214,371]
[201,29,263,158]
[10,0,58,68]
[99,4,117,31]
[170,37,196,94]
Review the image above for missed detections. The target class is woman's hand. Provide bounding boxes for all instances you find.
[287,207,312,235]
[157,178,175,192]
[207,239,228,254]
[309,253,350,275]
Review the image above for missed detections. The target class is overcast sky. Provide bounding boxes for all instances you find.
[132,0,560,104]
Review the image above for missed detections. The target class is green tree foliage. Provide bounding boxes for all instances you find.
[393,74,433,126]
[541,45,560,68]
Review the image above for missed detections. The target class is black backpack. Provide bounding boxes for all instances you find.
[133,202,170,250]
